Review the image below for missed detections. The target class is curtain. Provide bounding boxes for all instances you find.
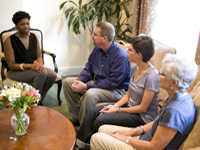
[132,0,158,36]
[195,32,200,65]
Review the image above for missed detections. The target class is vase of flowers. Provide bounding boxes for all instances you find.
[11,112,30,135]
[0,82,40,136]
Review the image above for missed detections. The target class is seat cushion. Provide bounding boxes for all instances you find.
[2,78,18,87]
[2,73,61,86]
[2,78,32,87]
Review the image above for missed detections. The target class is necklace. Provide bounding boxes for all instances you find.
[15,31,30,38]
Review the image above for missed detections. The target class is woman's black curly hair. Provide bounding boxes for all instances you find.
[12,11,31,24]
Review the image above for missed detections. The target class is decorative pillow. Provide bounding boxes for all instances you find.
[178,91,200,150]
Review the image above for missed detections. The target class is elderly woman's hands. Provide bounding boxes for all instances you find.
[111,129,135,137]
[31,60,46,72]
[108,132,129,143]
[107,128,138,145]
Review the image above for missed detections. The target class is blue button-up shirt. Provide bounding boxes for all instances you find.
[79,41,131,90]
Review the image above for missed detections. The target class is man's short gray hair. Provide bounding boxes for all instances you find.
[96,22,115,42]
[161,54,198,92]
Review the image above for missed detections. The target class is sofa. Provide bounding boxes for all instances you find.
[148,39,200,150]
[116,39,200,150]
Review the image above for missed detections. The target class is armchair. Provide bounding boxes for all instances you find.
[0,27,62,105]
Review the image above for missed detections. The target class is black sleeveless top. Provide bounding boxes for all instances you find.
[10,33,38,64]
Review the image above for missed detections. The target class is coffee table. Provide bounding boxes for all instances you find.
[0,106,76,150]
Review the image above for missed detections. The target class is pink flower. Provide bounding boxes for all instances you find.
[21,91,26,96]
[27,89,34,96]
[16,82,22,88]
[6,101,11,106]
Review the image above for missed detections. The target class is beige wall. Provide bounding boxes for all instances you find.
[0,0,93,75]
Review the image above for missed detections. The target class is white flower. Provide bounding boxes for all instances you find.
[5,87,21,102]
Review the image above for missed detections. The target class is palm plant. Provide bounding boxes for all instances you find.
[60,0,132,43]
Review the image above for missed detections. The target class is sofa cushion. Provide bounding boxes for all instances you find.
[178,83,200,149]
[186,146,200,150]
[152,39,176,106]
[188,65,200,95]
[150,39,176,71]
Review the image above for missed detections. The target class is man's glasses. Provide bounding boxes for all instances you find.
[92,32,103,37]
[159,70,166,76]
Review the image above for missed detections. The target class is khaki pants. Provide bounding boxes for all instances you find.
[90,125,139,150]
[63,77,126,126]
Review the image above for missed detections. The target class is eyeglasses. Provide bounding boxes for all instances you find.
[159,70,166,76]
[92,32,103,37]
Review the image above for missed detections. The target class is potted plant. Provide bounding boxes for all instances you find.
[60,0,132,43]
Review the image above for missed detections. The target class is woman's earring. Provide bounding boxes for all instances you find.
[170,87,173,90]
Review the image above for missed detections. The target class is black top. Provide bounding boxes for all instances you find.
[10,33,38,64]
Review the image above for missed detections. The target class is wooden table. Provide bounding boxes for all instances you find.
[0,106,76,150]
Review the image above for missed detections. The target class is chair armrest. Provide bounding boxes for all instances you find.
[1,56,8,80]
[43,50,58,73]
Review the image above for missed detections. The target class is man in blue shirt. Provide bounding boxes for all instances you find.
[63,22,131,126]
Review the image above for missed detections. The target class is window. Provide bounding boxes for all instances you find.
[152,0,200,60]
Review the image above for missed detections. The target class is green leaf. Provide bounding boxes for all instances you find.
[98,15,102,22]
[73,19,79,34]
[68,0,78,7]
[82,4,87,11]
[88,4,95,13]
[115,4,121,18]
[88,0,95,5]
[60,1,68,10]
[78,0,82,9]
[122,3,129,18]
[67,9,76,31]
[83,12,89,21]
[104,10,109,21]
[64,6,74,20]
[80,16,86,30]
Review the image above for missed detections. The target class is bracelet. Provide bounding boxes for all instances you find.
[119,107,122,113]
[20,63,25,71]
[125,136,132,144]
[136,126,142,135]
[140,125,144,134]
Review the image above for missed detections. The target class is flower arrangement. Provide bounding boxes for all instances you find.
[0,82,40,135]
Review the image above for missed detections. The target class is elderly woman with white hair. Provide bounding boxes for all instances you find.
[90,54,198,150]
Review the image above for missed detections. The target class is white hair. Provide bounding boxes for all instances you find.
[161,54,198,91]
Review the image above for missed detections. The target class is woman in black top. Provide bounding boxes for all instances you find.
[4,11,57,104]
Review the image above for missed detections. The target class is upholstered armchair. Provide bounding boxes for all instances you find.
[0,27,62,105]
